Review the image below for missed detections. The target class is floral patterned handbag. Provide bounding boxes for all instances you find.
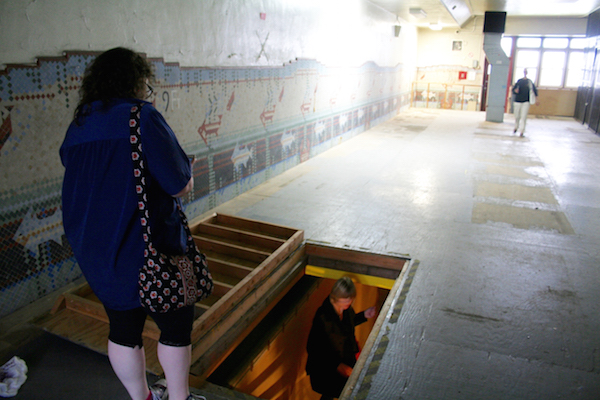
[129,104,213,313]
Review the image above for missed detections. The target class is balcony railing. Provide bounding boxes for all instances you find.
[411,82,482,111]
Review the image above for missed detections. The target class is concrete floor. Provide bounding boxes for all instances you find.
[2,108,599,399]
[205,109,600,399]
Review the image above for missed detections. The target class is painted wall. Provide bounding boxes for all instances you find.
[0,0,410,69]
[0,0,417,317]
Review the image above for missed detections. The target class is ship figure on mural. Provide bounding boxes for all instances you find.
[260,86,284,129]
[231,143,253,172]
[301,81,317,119]
[1,106,13,152]
[198,90,236,147]
[13,206,64,255]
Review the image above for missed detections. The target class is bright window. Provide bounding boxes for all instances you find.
[570,38,588,49]
[540,52,566,86]
[515,50,539,83]
[501,37,513,57]
[566,52,584,87]
[543,38,569,49]
[517,37,541,48]
[512,36,589,88]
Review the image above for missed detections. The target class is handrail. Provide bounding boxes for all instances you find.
[411,82,483,110]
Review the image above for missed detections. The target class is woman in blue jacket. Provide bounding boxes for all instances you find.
[61,48,203,400]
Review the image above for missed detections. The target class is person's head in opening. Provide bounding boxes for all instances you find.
[75,47,154,123]
[329,277,357,316]
[523,68,528,78]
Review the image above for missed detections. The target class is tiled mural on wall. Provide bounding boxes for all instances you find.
[0,52,409,317]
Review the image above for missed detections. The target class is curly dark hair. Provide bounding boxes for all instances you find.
[74,47,154,122]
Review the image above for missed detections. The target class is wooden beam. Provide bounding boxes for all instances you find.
[189,229,304,344]
[305,242,408,271]
[193,236,271,263]
[64,293,108,323]
[189,246,307,380]
[214,213,299,239]
[307,255,401,280]
[207,257,254,280]
[339,260,414,400]
[193,223,286,251]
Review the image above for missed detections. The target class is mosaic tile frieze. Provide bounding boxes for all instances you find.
[0,51,409,317]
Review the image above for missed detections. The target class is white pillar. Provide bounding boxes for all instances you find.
[483,33,510,123]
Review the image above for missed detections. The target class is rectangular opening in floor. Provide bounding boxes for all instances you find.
[204,242,408,400]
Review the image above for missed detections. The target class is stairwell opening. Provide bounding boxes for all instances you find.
[206,242,408,400]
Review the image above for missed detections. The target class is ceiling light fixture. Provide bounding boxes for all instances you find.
[409,8,427,18]
[429,23,443,31]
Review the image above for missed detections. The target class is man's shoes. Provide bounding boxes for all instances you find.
[520,133,524,137]
[149,379,167,400]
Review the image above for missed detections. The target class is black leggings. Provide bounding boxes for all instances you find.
[104,305,194,348]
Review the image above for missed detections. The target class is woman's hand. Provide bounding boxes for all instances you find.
[174,177,194,198]
[364,306,376,319]
[337,363,353,378]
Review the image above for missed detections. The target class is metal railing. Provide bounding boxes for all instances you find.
[411,82,483,111]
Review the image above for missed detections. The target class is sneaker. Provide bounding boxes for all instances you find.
[149,379,167,400]
[186,394,207,400]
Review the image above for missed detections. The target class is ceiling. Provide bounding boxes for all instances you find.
[371,0,600,28]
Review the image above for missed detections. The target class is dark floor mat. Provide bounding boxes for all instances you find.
[6,332,157,400]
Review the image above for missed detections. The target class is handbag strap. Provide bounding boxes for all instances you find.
[129,104,194,255]
[129,104,157,255]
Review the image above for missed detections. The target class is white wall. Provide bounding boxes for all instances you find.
[417,26,486,70]
[0,0,416,69]
[505,17,587,36]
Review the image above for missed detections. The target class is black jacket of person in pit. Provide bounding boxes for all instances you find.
[306,297,368,398]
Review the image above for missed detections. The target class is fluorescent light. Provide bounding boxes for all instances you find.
[409,8,427,18]
[429,23,443,30]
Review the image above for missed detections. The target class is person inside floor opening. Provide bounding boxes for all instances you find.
[306,276,377,400]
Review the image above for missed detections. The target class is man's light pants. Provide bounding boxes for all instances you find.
[513,101,530,135]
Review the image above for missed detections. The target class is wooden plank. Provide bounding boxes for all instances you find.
[206,257,254,280]
[189,246,307,380]
[210,270,242,287]
[53,281,90,299]
[194,222,286,251]
[203,249,257,269]
[305,242,408,271]
[307,255,401,280]
[63,291,163,340]
[64,293,108,323]
[340,259,413,400]
[37,308,163,375]
[72,283,95,298]
[213,214,298,239]
[193,236,271,264]
[50,294,66,314]
[212,280,234,298]
[189,229,304,345]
